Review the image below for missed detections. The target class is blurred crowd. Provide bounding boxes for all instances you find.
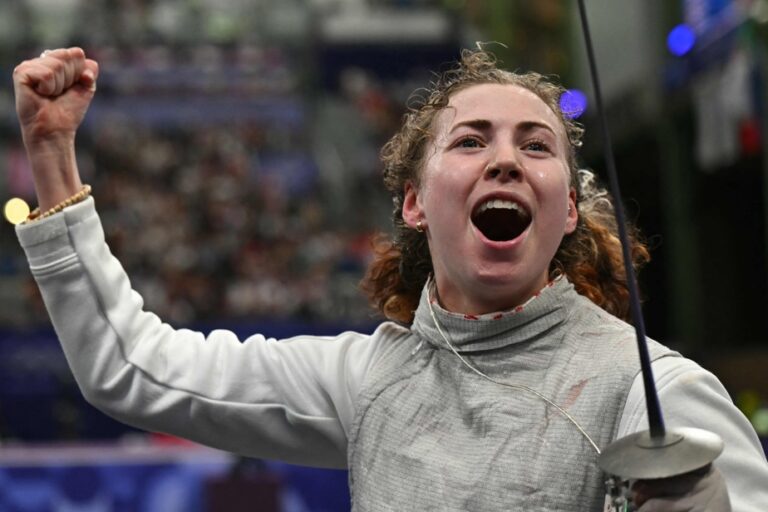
[2,77,397,328]
[82,120,384,326]
[0,1,418,328]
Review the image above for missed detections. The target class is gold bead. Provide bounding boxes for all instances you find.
[26,185,91,223]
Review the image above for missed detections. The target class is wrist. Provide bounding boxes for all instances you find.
[26,184,92,223]
[26,139,83,211]
[22,130,76,153]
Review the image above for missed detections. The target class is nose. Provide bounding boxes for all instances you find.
[484,145,523,182]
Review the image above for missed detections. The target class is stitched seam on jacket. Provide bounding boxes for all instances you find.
[346,333,429,498]
[30,252,80,275]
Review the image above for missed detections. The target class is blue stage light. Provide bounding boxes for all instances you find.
[560,89,587,119]
[667,24,696,56]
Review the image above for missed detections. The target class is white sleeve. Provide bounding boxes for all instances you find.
[16,197,386,469]
[618,356,768,512]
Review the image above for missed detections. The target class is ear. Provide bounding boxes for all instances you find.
[402,181,424,229]
[564,187,578,234]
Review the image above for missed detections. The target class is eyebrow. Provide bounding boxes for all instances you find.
[448,118,557,137]
[448,119,492,134]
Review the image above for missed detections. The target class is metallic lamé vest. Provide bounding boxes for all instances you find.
[348,279,677,511]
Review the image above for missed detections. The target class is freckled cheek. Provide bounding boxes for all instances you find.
[528,158,570,181]
[532,171,571,203]
[422,161,473,202]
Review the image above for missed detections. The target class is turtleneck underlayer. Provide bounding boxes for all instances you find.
[412,276,572,354]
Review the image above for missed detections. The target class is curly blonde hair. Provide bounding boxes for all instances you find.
[360,49,649,324]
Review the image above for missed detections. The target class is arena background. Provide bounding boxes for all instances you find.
[0,0,766,510]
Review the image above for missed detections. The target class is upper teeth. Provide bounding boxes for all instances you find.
[477,199,524,215]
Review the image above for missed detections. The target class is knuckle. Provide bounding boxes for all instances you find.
[13,60,30,74]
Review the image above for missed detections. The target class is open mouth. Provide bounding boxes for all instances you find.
[471,199,532,242]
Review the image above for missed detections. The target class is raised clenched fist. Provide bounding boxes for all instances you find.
[12,47,99,147]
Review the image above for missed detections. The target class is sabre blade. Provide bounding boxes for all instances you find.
[575,0,723,480]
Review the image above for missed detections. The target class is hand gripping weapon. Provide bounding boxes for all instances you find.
[575,1,725,509]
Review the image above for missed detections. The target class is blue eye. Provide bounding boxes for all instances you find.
[456,137,482,148]
[524,140,549,152]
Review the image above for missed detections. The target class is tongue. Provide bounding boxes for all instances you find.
[473,208,530,242]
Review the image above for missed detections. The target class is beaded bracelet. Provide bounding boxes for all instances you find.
[26,184,92,223]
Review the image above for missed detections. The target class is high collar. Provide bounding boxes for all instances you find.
[411,277,575,353]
